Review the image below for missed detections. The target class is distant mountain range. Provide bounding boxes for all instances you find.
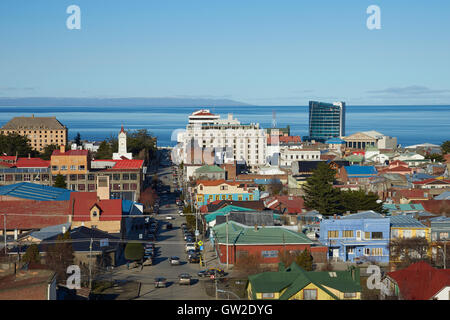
[0,97,252,107]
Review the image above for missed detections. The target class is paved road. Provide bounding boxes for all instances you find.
[112,151,214,300]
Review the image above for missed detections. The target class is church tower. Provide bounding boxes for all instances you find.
[113,125,133,160]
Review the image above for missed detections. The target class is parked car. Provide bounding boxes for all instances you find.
[184,233,194,241]
[166,215,175,220]
[178,273,192,285]
[169,256,181,265]
[166,223,173,230]
[185,243,196,252]
[154,277,167,288]
[186,249,197,258]
[197,268,225,278]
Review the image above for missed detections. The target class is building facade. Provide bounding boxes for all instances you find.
[0,115,67,152]
[308,101,345,141]
[195,180,260,206]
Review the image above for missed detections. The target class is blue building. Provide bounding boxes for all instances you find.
[308,101,345,141]
[0,182,73,201]
[319,211,390,263]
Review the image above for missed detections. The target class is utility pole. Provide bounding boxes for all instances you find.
[444,240,447,269]
[89,237,93,289]
[3,214,6,255]
[226,214,229,271]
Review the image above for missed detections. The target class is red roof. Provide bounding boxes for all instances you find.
[0,156,17,161]
[413,178,450,185]
[109,159,144,170]
[0,200,70,230]
[15,158,50,168]
[411,200,450,214]
[70,192,122,221]
[265,196,306,214]
[389,160,408,167]
[387,262,450,300]
[192,110,214,116]
[267,136,302,145]
[393,189,427,199]
[52,150,89,156]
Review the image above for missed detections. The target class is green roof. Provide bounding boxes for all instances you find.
[248,263,361,300]
[344,155,364,162]
[212,221,312,245]
[205,205,254,223]
[195,165,225,173]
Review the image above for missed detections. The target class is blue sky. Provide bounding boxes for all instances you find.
[0,0,449,105]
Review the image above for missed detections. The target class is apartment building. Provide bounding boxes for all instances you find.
[176,110,267,170]
[279,147,321,168]
[0,115,67,152]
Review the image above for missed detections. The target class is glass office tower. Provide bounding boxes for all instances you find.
[308,101,345,141]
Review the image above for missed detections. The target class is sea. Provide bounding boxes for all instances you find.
[0,105,449,147]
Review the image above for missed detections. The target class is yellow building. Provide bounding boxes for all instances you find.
[247,263,361,300]
[390,215,431,242]
[50,145,89,175]
[0,115,67,152]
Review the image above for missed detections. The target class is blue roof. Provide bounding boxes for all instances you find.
[29,222,71,240]
[345,166,377,177]
[341,210,385,220]
[434,191,450,200]
[0,182,73,201]
[254,179,281,185]
[325,138,346,144]
[383,203,425,211]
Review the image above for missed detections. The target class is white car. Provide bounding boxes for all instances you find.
[185,243,196,252]
[166,215,175,220]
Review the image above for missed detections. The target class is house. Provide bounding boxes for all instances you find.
[199,199,266,214]
[381,262,450,300]
[193,165,226,180]
[51,146,89,176]
[247,262,361,300]
[390,189,429,203]
[319,211,390,263]
[389,215,431,241]
[204,205,256,228]
[413,178,450,190]
[0,266,57,300]
[412,199,450,215]
[339,165,378,184]
[195,180,260,206]
[382,203,426,215]
[263,195,306,215]
[19,222,71,244]
[69,192,122,234]
[211,221,314,265]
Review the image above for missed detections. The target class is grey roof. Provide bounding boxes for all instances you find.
[389,215,427,228]
[341,211,385,220]
[29,223,72,240]
[1,116,66,130]
[434,191,450,200]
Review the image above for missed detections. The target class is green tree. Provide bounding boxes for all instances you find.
[95,141,113,159]
[302,162,343,215]
[425,153,445,163]
[340,190,387,214]
[23,244,40,264]
[0,132,36,157]
[40,144,60,160]
[295,249,313,271]
[53,174,67,189]
[124,242,144,262]
[74,132,82,146]
[442,140,450,154]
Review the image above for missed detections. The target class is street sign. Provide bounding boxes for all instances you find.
[199,246,204,251]
[139,234,143,239]
[210,274,215,280]
[100,239,109,247]
[195,230,200,237]
[197,240,203,247]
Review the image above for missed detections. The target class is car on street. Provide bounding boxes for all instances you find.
[197,268,225,278]
[186,249,197,258]
[185,243,196,252]
[154,277,167,288]
[188,255,200,264]
[166,215,175,220]
[169,256,181,265]
[178,273,192,285]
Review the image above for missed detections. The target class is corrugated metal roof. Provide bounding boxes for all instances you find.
[390,215,428,228]
[0,182,73,201]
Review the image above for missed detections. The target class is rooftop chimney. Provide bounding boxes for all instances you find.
[60,145,65,153]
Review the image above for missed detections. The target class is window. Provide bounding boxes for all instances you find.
[416,230,425,238]
[70,175,77,181]
[130,183,137,190]
[220,185,228,190]
[227,195,232,200]
[123,183,129,191]
[130,173,137,180]
[15,174,23,181]
[61,165,67,171]
[113,184,120,190]
[303,289,317,300]
[78,184,85,191]
[88,174,95,181]
[199,185,203,191]
[113,174,121,181]
[328,230,339,238]
[215,195,220,201]
[262,293,275,299]
[79,165,85,170]
[344,293,357,299]
[372,232,383,239]
[371,248,383,256]
[70,165,76,170]
[0,174,4,181]
[403,230,412,238]
[52,166,58,171]
[392,229,399,238]
[221,195,226,200]
[238,195,243,201]
[23,174,31,181]
[343,230,354,238]
[78,174,85,180]
[364,248,370,255]
[88,184,95,191]
[364,232,371,240]
[122,173,129,180]
[439,232,449,240]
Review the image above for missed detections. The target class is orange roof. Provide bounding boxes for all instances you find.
[52,150,88,156]
[196,179,241,187]
[109,159,144,170]
[15,158,50,168]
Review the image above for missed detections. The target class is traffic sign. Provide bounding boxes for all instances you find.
[199,246,204,251]
[100,239,109,247]
[197,240,203,247]
[210,274,215,280]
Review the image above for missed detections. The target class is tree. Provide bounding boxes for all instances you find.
[302,162,343,215]
[95,141,113,159]
[53,174,67,189]
[389,237,430,269]
[234,253,265,276]
[442,140,450,154]
[74,132,82,146]
[340,190,387,214]
[40,144,60,160]
[139,187,158,210]
[425,153,444,163]
[124,242,144,262]
[278,250,297,267]
[0,132,36,157]
[295,249,313,271]
[45,231,74,282]
[23,244,40,264]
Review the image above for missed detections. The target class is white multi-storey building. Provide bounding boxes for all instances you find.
[279,147,321,168]
[176,109,267,170]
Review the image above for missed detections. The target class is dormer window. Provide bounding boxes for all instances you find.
[92,211,98,217]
